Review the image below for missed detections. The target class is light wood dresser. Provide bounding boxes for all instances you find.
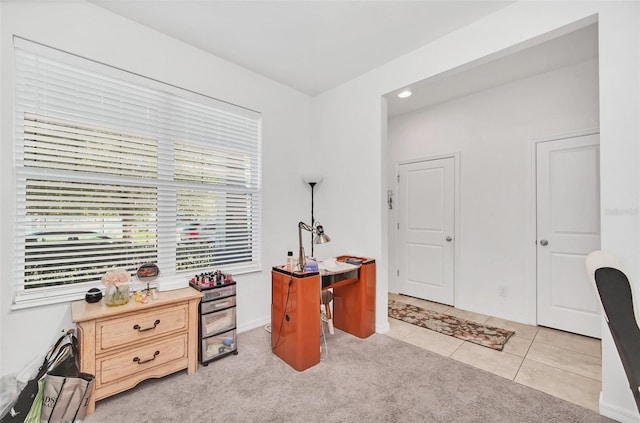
[71,287,203,414]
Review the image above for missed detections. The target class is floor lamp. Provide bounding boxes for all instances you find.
[302,175,323,257]
[297,175,331,270]
[300,175,333,333]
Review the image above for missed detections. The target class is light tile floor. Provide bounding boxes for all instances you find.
[387,293,602,412]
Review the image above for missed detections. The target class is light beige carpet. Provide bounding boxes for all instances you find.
[85,327,611,423]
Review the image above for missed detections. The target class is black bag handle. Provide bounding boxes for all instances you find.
[47,331,80,377]
[44,331,75,364]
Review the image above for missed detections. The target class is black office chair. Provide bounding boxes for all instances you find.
[587,251,640,413]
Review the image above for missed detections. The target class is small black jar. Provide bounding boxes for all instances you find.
[85,288,103,303]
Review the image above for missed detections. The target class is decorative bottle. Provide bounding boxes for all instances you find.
[286,251,293,272]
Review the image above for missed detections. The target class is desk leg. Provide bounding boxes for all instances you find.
[271,271,321,371]
[333,261,376,338]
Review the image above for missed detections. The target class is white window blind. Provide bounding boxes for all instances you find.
[13,37,262,308]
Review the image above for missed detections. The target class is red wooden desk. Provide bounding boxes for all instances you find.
[271,256,375,371]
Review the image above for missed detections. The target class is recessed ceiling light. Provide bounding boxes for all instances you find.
[397,90,412,98]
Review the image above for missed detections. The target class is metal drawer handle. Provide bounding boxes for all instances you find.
[133,350,160,365]
[133,319,160,332]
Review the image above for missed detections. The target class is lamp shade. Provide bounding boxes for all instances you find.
[314,233,331,244]
[313,224,331,244]
[302,175,323,185]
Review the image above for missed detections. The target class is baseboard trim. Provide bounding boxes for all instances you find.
[600,394,640,423]
[238,316,270,333]
[377,319,390,334]
[238,317,391,336]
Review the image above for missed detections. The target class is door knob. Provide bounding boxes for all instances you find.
[446,236,452,242]
[539,239,548,246]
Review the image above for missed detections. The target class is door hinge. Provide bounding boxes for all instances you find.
[397,174,400,183]
[397,222,399,230]
[397,269,399,277]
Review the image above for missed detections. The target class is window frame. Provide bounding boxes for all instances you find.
[11,37,262,309]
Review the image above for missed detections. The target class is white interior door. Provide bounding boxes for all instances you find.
[536,134,601,338]
[397,157,455,305]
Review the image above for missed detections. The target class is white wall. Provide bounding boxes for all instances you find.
[598,4,640,421]
[2,1,640,421]
[0,1,312,375]
[0,2,3,373]
[312,2,639,421]
[387,59,599,324]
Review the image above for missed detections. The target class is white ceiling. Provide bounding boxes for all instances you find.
[89,1,597,117]
[386,23,599,116]
[89,0,514,96]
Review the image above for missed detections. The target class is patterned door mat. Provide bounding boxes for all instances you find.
[388,300,515,351]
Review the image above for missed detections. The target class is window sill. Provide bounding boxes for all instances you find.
[11,266,262,310]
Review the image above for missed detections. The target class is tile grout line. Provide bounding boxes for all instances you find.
[533,338,602,360]
[512,328,539,381]
[526,336,602,379]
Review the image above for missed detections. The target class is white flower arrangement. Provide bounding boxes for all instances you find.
[101,268,131,287]
[102,268,131,307]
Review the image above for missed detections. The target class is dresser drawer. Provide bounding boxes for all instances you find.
[97,333,188,387]
[97,303,188,352]
[201,307,236,337]
[202,284,235,302]
[201,296,236,314]
[201,329,236,362]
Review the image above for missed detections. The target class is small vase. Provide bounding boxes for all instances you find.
[104,284,130,307]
